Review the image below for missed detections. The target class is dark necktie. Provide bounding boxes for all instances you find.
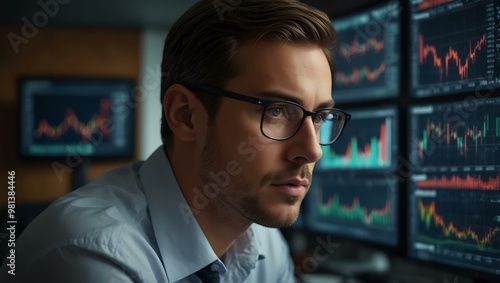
[195,264,220,283]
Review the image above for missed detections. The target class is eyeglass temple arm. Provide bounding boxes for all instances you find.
[193,85,265,106]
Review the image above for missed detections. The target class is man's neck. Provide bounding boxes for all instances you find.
[194,208,252,259]
[166,145,252,259]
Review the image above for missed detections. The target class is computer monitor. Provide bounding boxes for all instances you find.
[331,2,400,103]
[305,106,399,247]
[409,0,500,98]
[19,77,136,159]
[19,77,137,189]
[407,97,500,278]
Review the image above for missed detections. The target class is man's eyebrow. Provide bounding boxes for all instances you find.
[256,91,335,109]
[317,99,335,109]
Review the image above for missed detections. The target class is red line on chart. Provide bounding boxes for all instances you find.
[34,98,111,141]
[419,34,486,81]
[339,38,384,60]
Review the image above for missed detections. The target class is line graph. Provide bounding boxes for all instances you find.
[331,2,399,102]
[19,78,136,159]
[34,98,111,141]
[339,38,384,60]
[419,33,486,81]
[417,199,500,251]
[411,0,500,97]
[307,171,398,244]
[334,62,386,86]
[308,171,397,229]
[408,180,500,275]
[33,95,113,143]
[317,188,391,226]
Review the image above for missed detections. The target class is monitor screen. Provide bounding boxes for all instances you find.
[331,2,400,103]
[19,78,136,159]
[409,0,500,98]
[305,106,399,247]
[407,97,500,276]
[317,106,398,171]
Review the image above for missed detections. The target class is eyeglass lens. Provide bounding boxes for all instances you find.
[261,101,345,145]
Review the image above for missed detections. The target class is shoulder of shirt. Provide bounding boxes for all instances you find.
[12,160,162,276]
[50,160,148,229]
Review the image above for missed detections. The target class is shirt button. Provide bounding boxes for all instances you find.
[211,264,222,272]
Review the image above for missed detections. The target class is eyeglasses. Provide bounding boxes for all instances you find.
[190,85,351,145]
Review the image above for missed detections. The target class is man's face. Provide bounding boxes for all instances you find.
[199,40,333,228]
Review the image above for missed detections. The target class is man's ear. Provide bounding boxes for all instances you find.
[162,84,201,142]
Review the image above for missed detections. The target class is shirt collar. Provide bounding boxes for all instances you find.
[139,146,218,282]
[222,225,266,281]
[139,146,267,282]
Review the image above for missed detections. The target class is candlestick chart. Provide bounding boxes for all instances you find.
[410,0,500,97]
[409,99,500,168]
[331,2,399,102]
[319,106,397,170]
[418,33,486,82]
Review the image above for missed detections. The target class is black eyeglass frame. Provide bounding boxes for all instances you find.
[190,84,351,145]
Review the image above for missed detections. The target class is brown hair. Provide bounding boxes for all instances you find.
[160,0,336,148]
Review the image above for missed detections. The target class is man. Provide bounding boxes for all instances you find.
[1,0,350,282]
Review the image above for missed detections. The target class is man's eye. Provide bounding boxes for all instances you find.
[267,107,285,118]
[314,112,329,124]
[313,115,324,124]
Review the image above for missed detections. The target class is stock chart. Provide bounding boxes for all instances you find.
[410,0,500,97]
[19,79,135,158]
[319,106,397,170]
[306,171,398,247]
[409,98,500,170]
[307,104,399,247]
[408,173,500,275]
[331,2,400,103]
[408,97,500,276]
[33,95,112,142]
[416,0,454,10]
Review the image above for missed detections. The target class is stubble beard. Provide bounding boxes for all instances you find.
[199,125,304,228]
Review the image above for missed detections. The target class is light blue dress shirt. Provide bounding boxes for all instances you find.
[0,147,296,283]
